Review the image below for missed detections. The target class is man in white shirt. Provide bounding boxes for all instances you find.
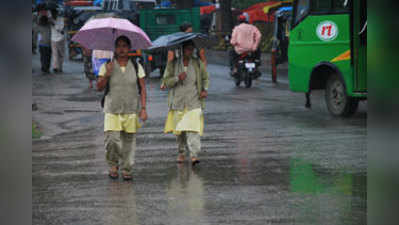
[50,9,65,73]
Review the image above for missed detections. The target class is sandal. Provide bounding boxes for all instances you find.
[122,172,133,181]
[191,157,200,166]
[108,166,119,179]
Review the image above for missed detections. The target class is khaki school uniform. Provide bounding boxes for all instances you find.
[99,60,145,173]
[163,57,209,158]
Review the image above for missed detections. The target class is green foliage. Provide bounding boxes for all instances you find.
[232,0,271,9]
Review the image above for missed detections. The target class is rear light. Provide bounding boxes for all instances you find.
[240,52,249,59]
[148,55,153,61]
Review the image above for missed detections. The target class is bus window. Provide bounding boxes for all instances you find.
[333,0,351,12]
[294,0,310,24]
[310,0,350,14]
[311,0,331,12]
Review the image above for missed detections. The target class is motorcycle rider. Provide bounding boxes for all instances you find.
[230,14,262,77]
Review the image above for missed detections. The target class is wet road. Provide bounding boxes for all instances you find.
[32,55,367,225]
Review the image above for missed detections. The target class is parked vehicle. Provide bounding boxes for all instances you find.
[288,0,367,117]
[271,6,292,83]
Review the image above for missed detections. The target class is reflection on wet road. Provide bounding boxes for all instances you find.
[33,58,367,225]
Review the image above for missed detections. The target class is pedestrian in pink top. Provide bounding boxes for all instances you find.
[230,15,262,54]
[229,15,262,74]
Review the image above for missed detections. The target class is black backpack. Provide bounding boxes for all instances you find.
[100,58,142,108]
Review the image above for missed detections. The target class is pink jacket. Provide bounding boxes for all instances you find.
[230,23,262,55]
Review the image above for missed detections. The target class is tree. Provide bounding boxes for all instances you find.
[220,0,233,33]
[175,0,194,9]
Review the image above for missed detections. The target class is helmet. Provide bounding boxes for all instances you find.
[238,14,247,23]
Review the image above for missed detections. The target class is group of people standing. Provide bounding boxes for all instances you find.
[97,22,209,181]
[33,8,65,74]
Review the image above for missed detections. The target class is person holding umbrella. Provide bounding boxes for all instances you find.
[96,36,148,180]
[160,24,209,91]
[72,17,152,180]
[163,41,210,166]
[167,22,207,68]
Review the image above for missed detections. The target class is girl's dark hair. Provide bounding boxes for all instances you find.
[180,22,193,32]
[115,36,131,48]
[183,40,195,49]
[39,15,49,26]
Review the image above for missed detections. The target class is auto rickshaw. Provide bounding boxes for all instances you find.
[271,6,292,83]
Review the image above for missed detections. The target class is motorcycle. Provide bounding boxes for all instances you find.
[231,51,261,88]
[225,35,261,88]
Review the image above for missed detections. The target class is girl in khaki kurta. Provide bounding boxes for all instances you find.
[163,41,209,165]
[97,36,148,180]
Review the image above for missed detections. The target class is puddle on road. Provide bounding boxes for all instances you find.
[289,158,367,225]
[156,157,367,225]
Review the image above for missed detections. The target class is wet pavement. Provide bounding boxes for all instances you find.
[32,54,367,225]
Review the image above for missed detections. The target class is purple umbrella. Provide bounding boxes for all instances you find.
[72,18,152,51]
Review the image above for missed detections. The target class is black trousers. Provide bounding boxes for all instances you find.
[229,49,261,70]
[39,45,51,72]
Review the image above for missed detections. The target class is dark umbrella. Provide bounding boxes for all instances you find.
[147,32,217,52]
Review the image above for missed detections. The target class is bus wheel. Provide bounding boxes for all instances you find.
[325,74,359,117]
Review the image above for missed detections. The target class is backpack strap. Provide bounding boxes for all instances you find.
[130,58,142,95]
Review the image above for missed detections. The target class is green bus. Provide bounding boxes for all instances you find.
[288,0,366,117]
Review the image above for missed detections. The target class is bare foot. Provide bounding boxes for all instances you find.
[177,154,185,163]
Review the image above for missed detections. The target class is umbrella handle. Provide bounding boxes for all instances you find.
[113,28,116,46]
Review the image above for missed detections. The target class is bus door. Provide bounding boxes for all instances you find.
[352,0,367,92]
